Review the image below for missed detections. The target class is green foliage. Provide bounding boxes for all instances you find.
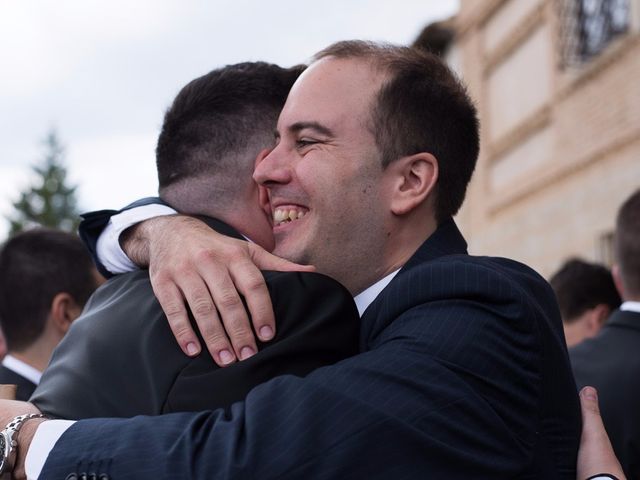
[7,130,81,236]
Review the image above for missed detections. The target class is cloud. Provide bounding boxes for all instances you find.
[0,0,459,241]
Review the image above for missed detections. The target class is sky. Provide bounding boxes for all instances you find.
[0,0,458,240]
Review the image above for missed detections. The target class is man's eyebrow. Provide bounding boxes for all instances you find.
[289,121,335,137]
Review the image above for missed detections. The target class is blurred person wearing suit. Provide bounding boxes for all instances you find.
[571,188,640,480]
[0,229,101,401]
[549,258,621,348]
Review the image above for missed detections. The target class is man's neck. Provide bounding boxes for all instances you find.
[10,339,54,374]
[350,217,437,296]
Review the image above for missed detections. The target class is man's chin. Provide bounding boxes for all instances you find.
[273,242,310,267]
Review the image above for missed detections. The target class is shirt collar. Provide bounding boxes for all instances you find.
[354,270,401,317]
[620,301,640,314]
[1,354,42,385]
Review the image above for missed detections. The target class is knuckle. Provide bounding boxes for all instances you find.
[226,244,248,261]
[192,300,215,317]
[150,270,172,286]
[224,317,252,338]
[162,302,185,318]
[242,273,266,293]
[202,331,229,348]
[171,323,193,340]
[217,292,242,310]
[195,249,218,264]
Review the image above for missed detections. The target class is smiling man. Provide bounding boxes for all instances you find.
[2,41,581,479]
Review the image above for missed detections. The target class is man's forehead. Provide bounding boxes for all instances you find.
[278,57,384,131]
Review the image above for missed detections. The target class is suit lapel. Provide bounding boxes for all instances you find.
[358,219,468,347]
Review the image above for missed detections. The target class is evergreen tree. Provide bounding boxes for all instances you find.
[8,130,81,236]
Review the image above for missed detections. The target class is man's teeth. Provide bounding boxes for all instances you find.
[273,208,306,224]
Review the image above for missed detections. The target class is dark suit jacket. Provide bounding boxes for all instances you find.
[0,364,36,401]
[31,215,360,419]
[41,219,581,479]
[570,309,640,480]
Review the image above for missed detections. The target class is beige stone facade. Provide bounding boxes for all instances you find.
[450,0,640,278]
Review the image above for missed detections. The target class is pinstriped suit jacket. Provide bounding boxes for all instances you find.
[41,219,581,479]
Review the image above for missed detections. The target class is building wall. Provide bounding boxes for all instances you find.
[453,0,640,278]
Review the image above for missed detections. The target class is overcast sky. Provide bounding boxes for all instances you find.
[0,0,458,240]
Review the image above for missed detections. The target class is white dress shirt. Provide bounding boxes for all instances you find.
[1,354,42,385]
[620,300,640,313]
[96,203,178,274]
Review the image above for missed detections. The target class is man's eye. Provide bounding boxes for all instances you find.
[296,139,317,148]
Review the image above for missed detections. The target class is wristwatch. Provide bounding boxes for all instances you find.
[0,413,48,475]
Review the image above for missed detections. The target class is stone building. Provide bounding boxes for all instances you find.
[428,0,640,277]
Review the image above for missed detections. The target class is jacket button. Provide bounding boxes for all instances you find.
[64,475,78,480]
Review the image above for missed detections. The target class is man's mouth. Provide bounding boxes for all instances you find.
[273,206,308,226]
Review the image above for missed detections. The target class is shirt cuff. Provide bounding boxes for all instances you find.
[96,204,178,274]
[25,420,76,480]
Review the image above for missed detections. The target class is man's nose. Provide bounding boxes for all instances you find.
[253,144,292,186]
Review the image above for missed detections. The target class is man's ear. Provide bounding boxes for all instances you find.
[588,304,611,332]
[389,152,438,216]
[49,292,81,335]
[255,148,272,215]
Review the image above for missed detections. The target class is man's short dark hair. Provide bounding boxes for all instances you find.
[615,188,640,297]
[313,40,480,224]
[549,258,621,324]
[0,229,97,351]
[156,62,304,196]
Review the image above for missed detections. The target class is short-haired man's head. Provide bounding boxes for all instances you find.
[549,258,621,324]
[156,62,304,208]
[0,229,97,351]
[313,40,479,224]
[615,188,640,298]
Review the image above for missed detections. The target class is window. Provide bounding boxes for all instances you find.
[559,0,630,65]
[598,230,615,266]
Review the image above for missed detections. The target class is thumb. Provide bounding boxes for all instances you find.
[247,243,316,272]
[580,386,601,418]
[577,386,626,480]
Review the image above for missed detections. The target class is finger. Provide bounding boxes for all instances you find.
[229,257,275,342]
[248,243,315,272]
[152,278,202,357]
[179,273,239,366]
[577,386,626,480]
[200,265,257,361]
[580,386,600,417]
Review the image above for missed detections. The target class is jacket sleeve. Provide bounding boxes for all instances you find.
[78,197,169,277]
[39,263,580,479]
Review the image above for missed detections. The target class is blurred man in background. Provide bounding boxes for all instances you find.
[0,228,102,400]
[550,258,621,348]
[571,188,640,480]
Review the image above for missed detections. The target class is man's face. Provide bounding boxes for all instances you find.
[253,57,395,294]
